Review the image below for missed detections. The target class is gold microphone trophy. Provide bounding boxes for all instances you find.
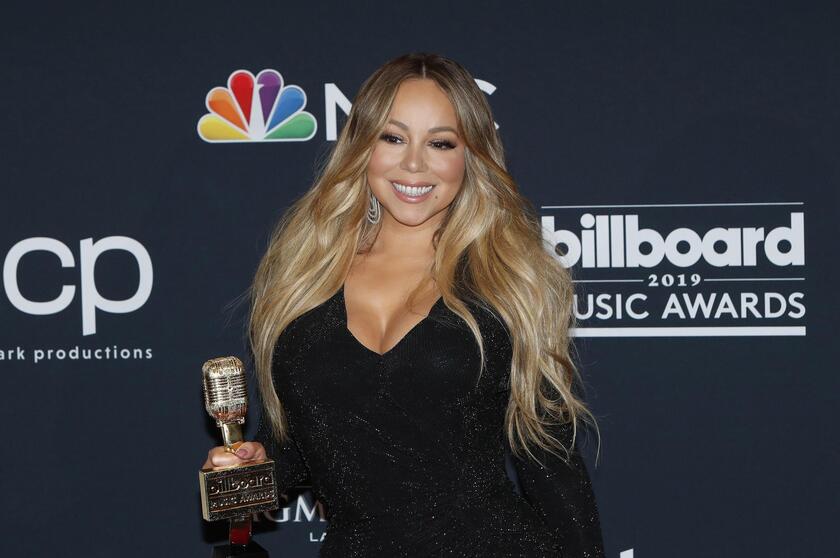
[199,356,279,557]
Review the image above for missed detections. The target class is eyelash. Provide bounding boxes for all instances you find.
[379,133,456,150]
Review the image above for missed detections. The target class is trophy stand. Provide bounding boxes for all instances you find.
[210,516,265,558]
[199,357,279,558]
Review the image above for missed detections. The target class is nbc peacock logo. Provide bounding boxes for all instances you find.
[197,69,317,143]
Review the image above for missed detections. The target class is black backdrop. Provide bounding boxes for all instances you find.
[1,2,838,557]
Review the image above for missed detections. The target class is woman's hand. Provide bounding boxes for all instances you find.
[202,441,267,469]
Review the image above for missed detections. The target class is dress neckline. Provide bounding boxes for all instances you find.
[338,284,444,358]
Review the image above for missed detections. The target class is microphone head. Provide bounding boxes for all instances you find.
[202,356,248,426]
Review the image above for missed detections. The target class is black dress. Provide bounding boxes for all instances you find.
[254,285,605,557]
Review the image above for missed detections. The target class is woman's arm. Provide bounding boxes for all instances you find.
[253,408,312,492]
[511,419,605,557]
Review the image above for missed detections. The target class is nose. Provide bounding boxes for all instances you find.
[400,142,427,172]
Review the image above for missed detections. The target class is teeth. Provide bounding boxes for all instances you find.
[391,182,434,197]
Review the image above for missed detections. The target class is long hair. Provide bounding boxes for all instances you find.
[249,52,599,468]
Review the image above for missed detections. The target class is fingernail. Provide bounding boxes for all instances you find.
[236,448,248,458]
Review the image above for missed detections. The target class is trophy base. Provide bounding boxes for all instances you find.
[211,541,269,558]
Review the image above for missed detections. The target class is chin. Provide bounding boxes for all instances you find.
[384,207,435,227]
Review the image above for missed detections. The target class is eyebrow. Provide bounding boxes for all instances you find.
[387,119,458,134]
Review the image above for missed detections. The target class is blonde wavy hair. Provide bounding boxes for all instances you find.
[248,52,599,468]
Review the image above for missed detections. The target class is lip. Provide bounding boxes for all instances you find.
[390,181,435,203]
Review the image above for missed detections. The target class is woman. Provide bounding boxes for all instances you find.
[204,52,604,557]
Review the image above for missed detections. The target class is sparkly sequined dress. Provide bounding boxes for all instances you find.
[255,285,604,557]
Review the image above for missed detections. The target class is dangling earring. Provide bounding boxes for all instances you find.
[367,190,381,224]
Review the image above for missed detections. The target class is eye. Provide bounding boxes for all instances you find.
[379,133,403,144]
[430,139,456,150]
[379,133,456,150]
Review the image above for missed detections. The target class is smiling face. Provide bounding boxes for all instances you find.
[366,78,466,228]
